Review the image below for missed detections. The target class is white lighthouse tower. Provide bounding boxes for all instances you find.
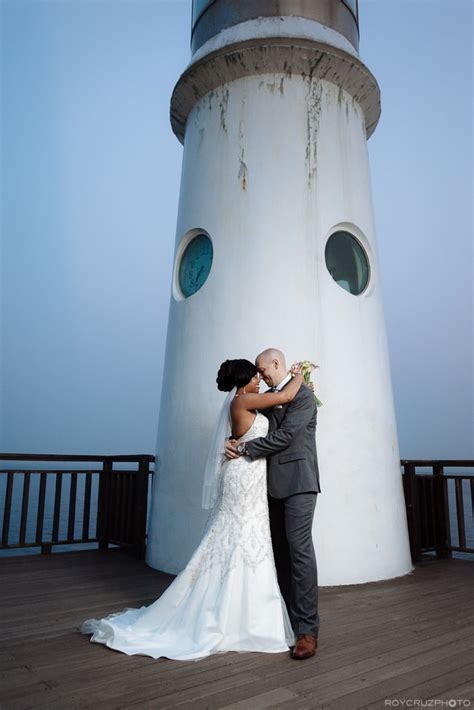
[147,0,413,585]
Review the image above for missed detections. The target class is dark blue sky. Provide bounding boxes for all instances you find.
[1,0,472,459]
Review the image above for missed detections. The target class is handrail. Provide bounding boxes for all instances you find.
[3,454,472,564]
[0,453,154,462]
[0,454,155,558]
[401,459,474,467]
[401,460,474,562]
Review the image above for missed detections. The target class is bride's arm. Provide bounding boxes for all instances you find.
[235,374,303,412]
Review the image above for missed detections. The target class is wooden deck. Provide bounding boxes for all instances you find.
[1,550,473,709]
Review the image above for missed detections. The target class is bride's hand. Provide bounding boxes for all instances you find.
[225,439,241,460]
[290,362,303,375]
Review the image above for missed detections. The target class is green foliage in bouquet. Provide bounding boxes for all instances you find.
[290,360,323,407]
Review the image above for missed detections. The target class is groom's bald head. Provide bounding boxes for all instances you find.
[255,348,288,388]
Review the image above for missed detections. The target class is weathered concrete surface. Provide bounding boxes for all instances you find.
[171,38,380,143]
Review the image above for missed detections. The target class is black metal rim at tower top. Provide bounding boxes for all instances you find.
[191,1,359,35]
[342,0,359,23]
[190,1,360,54]
[192,0,217,31]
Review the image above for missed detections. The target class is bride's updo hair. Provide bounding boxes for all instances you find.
[216,359,257,392]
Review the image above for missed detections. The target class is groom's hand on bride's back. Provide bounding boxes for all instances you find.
[225,439,241,460]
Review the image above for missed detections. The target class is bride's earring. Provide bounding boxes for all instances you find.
[243,387,247,394]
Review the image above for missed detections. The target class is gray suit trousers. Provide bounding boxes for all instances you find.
[269,491,319,637]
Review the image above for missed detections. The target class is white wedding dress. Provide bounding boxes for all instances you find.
[81,412,295,660]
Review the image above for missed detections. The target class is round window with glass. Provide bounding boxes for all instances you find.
[177,233,213,299]
[325,231,369,295]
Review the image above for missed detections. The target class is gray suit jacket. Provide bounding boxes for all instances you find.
[245,382,321,499]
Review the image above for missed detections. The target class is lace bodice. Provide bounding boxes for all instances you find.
[186,411,272,585]
[237,411,269,442]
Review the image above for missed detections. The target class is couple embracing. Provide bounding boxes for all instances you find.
[82,348,321,662]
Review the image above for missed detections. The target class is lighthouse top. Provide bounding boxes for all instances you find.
[191,0,360,54]
[171,0,379,144]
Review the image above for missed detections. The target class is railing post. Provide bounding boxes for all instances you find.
[403,462,421,563]
[132,458,150,560]
[97,460,112,550]
[2,471,14,547]
[433,464,451,558]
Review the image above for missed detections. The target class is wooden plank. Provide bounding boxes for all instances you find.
[0,665,38,691]
[19,472,31,544]
[35,472,48,542]
[284,637,474,704]
[433,678,474,702]
[2,470,14,545]
[359,663,474,709]
[126,473,134,543]
[425,476,435,546]
[188,688,299,710]
[1,550,473,710]
[403,463,420,560]
[133,460,150,558]
[2,576,470,639]
[0,681,62,709]
[107,471,115,542]
[455,477,466,550]
[111,620,474,708]
[442,474,452,553]
[67,472,78,541]
[82,472,92,541]
[304,658,474,710]
[0,651,25,672]
[63,667,262,708]
[174,626,474,710]
[52,472,62,541]
[324,589,472,638]
[48,646,260,690]
[471,478,474,526]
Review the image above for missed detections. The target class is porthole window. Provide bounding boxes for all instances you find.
[325,231,369,295]
[177,232,213,298]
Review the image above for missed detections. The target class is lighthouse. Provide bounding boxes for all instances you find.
[147,0,413,585]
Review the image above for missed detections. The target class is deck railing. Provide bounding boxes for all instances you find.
[2,454,472,564]
[401,460,474,562]
[0,454,154,559]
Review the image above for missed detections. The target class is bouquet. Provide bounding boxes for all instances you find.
[290,360,323,407]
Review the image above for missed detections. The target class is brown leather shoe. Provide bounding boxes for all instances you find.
[292,634,318,660]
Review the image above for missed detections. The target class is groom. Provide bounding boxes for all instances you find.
[225,348,321,660]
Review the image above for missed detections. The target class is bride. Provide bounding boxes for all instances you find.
[82,359,303,661]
